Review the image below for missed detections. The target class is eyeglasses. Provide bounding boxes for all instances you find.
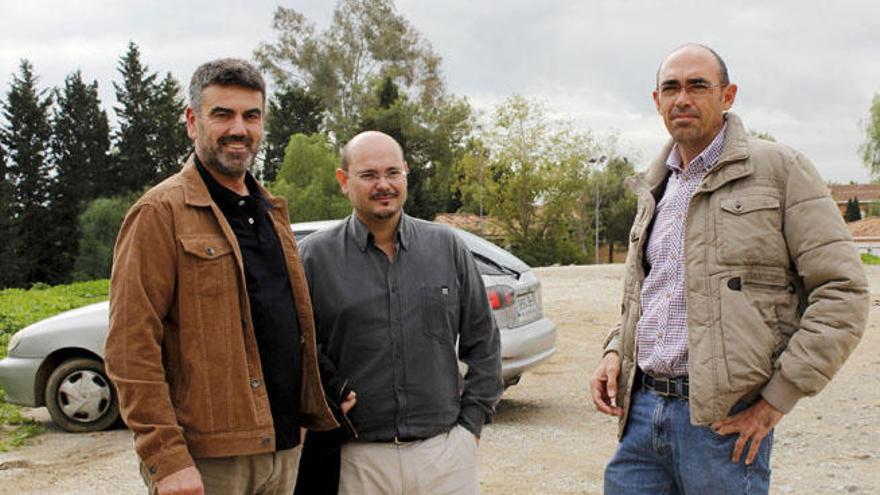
[351,169,407,183]
[658,81,726,98]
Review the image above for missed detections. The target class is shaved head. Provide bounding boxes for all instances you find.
[656,43,729,88]
[340,131,405,171]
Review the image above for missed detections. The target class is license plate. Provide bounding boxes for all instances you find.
[516,292,538,319]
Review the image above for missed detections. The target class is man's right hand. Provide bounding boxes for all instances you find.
[590,352,623,417]
[156,466,204,495]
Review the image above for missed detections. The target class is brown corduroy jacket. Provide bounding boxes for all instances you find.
[106,157,337,482]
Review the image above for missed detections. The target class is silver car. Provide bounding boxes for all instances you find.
[0,220,557,432]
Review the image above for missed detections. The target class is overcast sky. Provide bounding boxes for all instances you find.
[2,0,879,183]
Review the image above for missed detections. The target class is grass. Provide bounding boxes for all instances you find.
[861,253,880,265]
[0,397,41,452]
[0,279,109,450]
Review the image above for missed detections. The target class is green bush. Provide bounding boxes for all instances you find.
[861,253,880,265]
[73,193,139,281]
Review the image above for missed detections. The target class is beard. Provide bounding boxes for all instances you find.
[367,190,403,220]
[198,135,259,178]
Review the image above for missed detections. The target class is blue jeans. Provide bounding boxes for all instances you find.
[604,388,773,495]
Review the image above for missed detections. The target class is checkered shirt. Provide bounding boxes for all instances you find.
[636,123,728,377]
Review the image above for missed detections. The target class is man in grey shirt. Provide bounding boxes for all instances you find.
[298,131,502,495]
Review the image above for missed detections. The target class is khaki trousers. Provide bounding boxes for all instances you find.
[140,446,302,495]
[339,425,479,495]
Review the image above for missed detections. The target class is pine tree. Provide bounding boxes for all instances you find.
[263,83,323,182]
[0,141,19,288]
[50,70,112,281]
[111,41,159,193]
[845,197,863,223]
[153,72,190,180]
[1,60,58,286]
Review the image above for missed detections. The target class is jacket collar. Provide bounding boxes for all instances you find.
[181,154,283,210]
[631,112,753,195]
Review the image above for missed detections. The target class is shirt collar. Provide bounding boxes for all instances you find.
[194,154,272,213]
[666,120,728,177]
[347,212,411,252]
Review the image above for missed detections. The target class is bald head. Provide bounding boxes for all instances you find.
[340,131,405,171]
[656,43,729,88]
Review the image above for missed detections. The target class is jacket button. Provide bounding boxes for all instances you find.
[206,247,215,256]
[262,437,270,446]
[250,378,260,389]
[734,202,743,211]
[727,277,742,291]
[148,466,157,475]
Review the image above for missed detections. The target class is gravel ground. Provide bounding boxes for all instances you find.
[0,264,878,494]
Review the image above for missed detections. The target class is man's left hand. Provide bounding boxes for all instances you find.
[711,398,784,465]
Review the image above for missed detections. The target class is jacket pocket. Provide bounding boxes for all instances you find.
[420,285,459,343]
[718,274,779,392]
[179,235,235,297]
[717,195,786,266]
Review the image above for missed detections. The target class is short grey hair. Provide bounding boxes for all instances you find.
[188,58,266,112]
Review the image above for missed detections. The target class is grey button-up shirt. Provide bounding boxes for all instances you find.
[298,214,502,441]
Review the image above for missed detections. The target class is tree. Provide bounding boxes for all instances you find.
[152,72,190,180]
[845,197,863,223]
[1,60,58,286]
[861,93,880,177]
[456,95,583,265]
[73,193,139,281]
[263,83,323,182]
[111,41,160,194]
[254,0,443,142]
[0,141,18,288]
[355,76,472,219]
[747,128,776,142]
[269,133,350,222]
[598,156,637,262]
[50,70,112,282]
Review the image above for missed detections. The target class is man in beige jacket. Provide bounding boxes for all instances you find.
[590,44,868,494]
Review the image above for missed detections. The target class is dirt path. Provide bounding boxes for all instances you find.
[0,264,877,494]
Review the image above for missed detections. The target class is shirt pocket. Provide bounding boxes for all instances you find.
[420,284,460,344]
[717,195,786,266]
[179,235,236,297]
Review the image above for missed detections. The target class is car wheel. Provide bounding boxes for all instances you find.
[45,357,119,432]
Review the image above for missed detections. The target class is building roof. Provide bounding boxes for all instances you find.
[829,183,880,203]
[847,216,880,238]
[433,213,504,238]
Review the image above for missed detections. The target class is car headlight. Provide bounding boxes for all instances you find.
[7,331,23,354]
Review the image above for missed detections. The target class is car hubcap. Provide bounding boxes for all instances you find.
[57,370,111,423]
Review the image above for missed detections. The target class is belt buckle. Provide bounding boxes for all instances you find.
[656,378,672,397]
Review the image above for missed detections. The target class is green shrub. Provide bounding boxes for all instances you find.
[861,253,880,265]
[73,193,139,281]
[0,279,110,337]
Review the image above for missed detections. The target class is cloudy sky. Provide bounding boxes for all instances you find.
[2,0,879,183]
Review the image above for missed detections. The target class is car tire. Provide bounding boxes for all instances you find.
[44,357,119,433]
